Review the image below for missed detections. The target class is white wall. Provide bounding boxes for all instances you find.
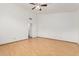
[0,4,78,44]
[0,4,37,45]
[37,12,79,43]
[75,11,79,43]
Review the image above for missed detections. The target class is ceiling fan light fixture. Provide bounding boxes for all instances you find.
[35,6,40,9]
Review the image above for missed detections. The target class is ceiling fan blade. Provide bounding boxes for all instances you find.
[30,3,36,5]
[41,4,47,6]
[32,7,36,10]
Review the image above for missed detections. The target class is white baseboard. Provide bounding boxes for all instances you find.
[38,34,79,44]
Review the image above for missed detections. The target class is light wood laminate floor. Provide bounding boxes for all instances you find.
[0,37,79,56]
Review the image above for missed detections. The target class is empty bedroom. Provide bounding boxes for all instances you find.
[0,3,79,56]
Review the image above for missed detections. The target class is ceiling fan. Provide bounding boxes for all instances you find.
[30,3,47,11]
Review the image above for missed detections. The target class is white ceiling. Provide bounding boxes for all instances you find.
[1,3,79,14]
[22,3,79,14]
[46,3,79,13]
